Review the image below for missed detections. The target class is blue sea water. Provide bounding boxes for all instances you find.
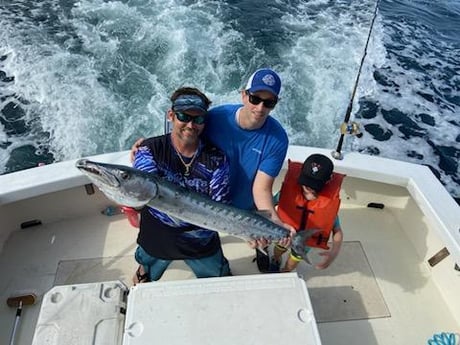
[0,0,459,199]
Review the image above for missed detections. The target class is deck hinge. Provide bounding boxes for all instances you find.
[427,247,449,267]
[118,289,129,315]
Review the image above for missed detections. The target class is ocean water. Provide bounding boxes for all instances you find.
[1,0,459,200]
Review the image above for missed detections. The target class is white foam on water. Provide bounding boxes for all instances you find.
[66,0,256,144]
[1,0,458,197]
[349,10,460,197]
[276,0,380,148]
[0,0,248,170]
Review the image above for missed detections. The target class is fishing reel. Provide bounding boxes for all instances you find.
[331,121,363,160]
[340,121,363,138]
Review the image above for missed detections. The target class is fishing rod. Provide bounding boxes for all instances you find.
[331,0,381,160]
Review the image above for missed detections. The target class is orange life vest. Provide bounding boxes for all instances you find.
[277,160,345,250]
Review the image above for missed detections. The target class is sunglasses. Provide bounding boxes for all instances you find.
[245,91,278,109]
[174,111,206,125]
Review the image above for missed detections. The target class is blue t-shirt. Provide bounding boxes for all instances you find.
[204,104,288,210]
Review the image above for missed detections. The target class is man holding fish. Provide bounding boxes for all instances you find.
[130,87,233,283]
[125,68,294,279]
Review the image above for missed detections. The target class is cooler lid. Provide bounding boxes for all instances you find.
[122,273,322,345]
[31,281,127,345]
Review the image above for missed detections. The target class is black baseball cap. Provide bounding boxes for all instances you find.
[298,154,334,192]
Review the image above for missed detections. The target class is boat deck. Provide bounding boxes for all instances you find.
[0,177,459,345]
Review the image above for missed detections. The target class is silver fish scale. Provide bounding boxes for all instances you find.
[147,178,290,241]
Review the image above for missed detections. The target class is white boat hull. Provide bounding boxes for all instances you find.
[1,146,459,345]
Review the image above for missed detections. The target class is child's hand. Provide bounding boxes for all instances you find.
[314,251,335,270]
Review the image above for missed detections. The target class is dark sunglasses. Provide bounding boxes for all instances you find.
[245,91,278,109]
[174,111,206,125]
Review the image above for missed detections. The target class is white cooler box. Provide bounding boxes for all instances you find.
[31,273,322,345]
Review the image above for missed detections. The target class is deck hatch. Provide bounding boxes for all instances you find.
[31,275,322,345]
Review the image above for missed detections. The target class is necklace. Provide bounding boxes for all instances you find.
[174,147,198,177]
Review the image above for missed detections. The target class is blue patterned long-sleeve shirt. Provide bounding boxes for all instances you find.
[133,134,231,259]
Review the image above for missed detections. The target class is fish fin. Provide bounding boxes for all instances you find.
[291,229,321,264]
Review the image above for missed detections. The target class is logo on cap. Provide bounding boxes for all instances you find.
[311,163,321,175]
[262,74,276,86]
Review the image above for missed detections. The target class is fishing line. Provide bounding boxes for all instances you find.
[332,0,381,160]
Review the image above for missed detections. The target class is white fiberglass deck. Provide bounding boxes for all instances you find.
[0,175,458,345]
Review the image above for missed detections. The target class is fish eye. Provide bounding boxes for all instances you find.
[120,171,130,180]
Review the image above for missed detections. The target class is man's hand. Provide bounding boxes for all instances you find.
[130,138,145,162]
[248,238,270,249]
[273,218,295,248]
[277,230,294,248]
[247,223,295,249]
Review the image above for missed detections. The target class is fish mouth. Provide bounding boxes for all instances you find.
[76,159,120,187]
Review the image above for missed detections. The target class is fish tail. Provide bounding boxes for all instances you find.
[291,229,321,265]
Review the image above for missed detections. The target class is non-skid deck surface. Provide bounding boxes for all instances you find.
[53,233,261,286]
[54,255,138,286]
[300,241,389,322]
[54,241,388,323]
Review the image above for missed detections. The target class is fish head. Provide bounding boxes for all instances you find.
[75,159,158,208]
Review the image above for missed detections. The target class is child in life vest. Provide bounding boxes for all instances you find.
[271,154,344,272]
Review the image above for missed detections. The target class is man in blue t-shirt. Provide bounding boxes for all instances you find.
[204,69,292,251]
[204,69,288,213]
[204,68,294,272]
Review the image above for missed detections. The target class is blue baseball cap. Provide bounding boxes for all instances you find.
[172,95,208,113]
[245,68,281,97]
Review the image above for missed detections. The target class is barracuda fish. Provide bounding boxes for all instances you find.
[75,159,317,261]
